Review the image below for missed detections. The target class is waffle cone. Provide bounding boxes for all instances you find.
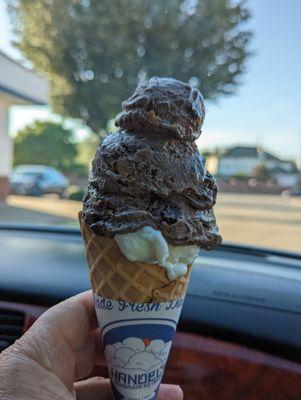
[79,212,191,303]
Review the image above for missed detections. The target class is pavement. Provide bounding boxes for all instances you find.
[214,193,301,253]
[1,193,301,254]
[0,195,78,226]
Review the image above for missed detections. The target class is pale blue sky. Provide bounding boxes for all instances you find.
[1,0,301,162]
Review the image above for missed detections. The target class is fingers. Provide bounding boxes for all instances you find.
[75,329,103,380]
[75,290,99,332]
[75,378,183,400]
[158,384,184,400]
[11,291,99,391]
[75,377,113,400]
[35,290,98,351]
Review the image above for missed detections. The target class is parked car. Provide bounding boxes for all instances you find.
[10,165,69,197]
[281,186,301,197]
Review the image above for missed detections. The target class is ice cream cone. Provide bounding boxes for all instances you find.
[79,211,191,399]
[79,212,191,303]
[78,78,221,399]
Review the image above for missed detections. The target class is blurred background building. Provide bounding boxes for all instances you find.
[0,51,48,200]
[207,145,300,188]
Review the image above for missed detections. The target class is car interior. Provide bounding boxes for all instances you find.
[1,224,301,399]
[1,1,301,399]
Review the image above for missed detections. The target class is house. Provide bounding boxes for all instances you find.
[270,165,300,188]
[0,51,48,200]
[207,146,300,188]
[216,146,261,177]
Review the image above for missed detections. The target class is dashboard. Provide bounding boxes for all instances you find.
[1,225,301,399]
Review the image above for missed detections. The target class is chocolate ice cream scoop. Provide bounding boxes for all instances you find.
[83,77,221,249]
[116,77,205,141]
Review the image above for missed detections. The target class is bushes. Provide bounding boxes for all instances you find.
[68,187,86,201]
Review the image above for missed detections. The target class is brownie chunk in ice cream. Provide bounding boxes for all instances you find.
[83,77,221,249]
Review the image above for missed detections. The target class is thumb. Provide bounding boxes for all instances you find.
[74,377,113,400]
[74,377,184,400]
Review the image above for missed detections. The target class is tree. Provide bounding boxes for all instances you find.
[253,164,271,181]
[14,121,79,173]
[8,0,252,134]
[77,133,100,167]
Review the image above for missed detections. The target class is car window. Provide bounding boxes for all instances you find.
[23,172,43,179]
[0,0,300,255]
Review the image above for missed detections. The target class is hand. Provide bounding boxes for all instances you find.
[0,291,183,400]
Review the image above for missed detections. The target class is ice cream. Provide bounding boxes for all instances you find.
[83,77,222,270]
[115,226,199,280]
[80,77,221,399]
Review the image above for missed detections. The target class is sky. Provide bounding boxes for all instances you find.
[0,0,301,162]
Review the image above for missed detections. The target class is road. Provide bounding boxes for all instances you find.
[214,193,301,253]
[1,193,301,254]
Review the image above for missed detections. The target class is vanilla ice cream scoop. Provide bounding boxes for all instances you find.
[115,226,199,280]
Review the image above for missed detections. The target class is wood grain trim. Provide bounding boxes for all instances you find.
[2,301,301,399]
[164,332,301,399]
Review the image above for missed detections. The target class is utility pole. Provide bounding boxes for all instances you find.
[298,130,301,187]
[256,133,261,150]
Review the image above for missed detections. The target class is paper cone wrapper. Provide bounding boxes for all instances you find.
[79,212,191,399]
[95,294,186,400]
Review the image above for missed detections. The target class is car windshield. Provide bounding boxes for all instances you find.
[0,0,300,254]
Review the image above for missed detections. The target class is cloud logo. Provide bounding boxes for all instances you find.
[105,337,172,372]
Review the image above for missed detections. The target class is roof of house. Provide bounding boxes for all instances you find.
[0,50,48,105]
[0,49,31,72]
[222,146,259,159]
[262,151,282,162]
[222,146,289,164]
[270,164,299,175]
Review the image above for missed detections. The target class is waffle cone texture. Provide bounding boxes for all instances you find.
[79,212,191,303]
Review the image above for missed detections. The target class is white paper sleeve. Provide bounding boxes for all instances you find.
[94,294,186,400]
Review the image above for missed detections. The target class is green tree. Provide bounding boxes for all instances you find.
[14,121,79,172]
[253,164,271,181]
[8,0,252,134]
[77,133,100,167]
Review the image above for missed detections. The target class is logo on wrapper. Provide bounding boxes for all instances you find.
[95,295,185,400]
